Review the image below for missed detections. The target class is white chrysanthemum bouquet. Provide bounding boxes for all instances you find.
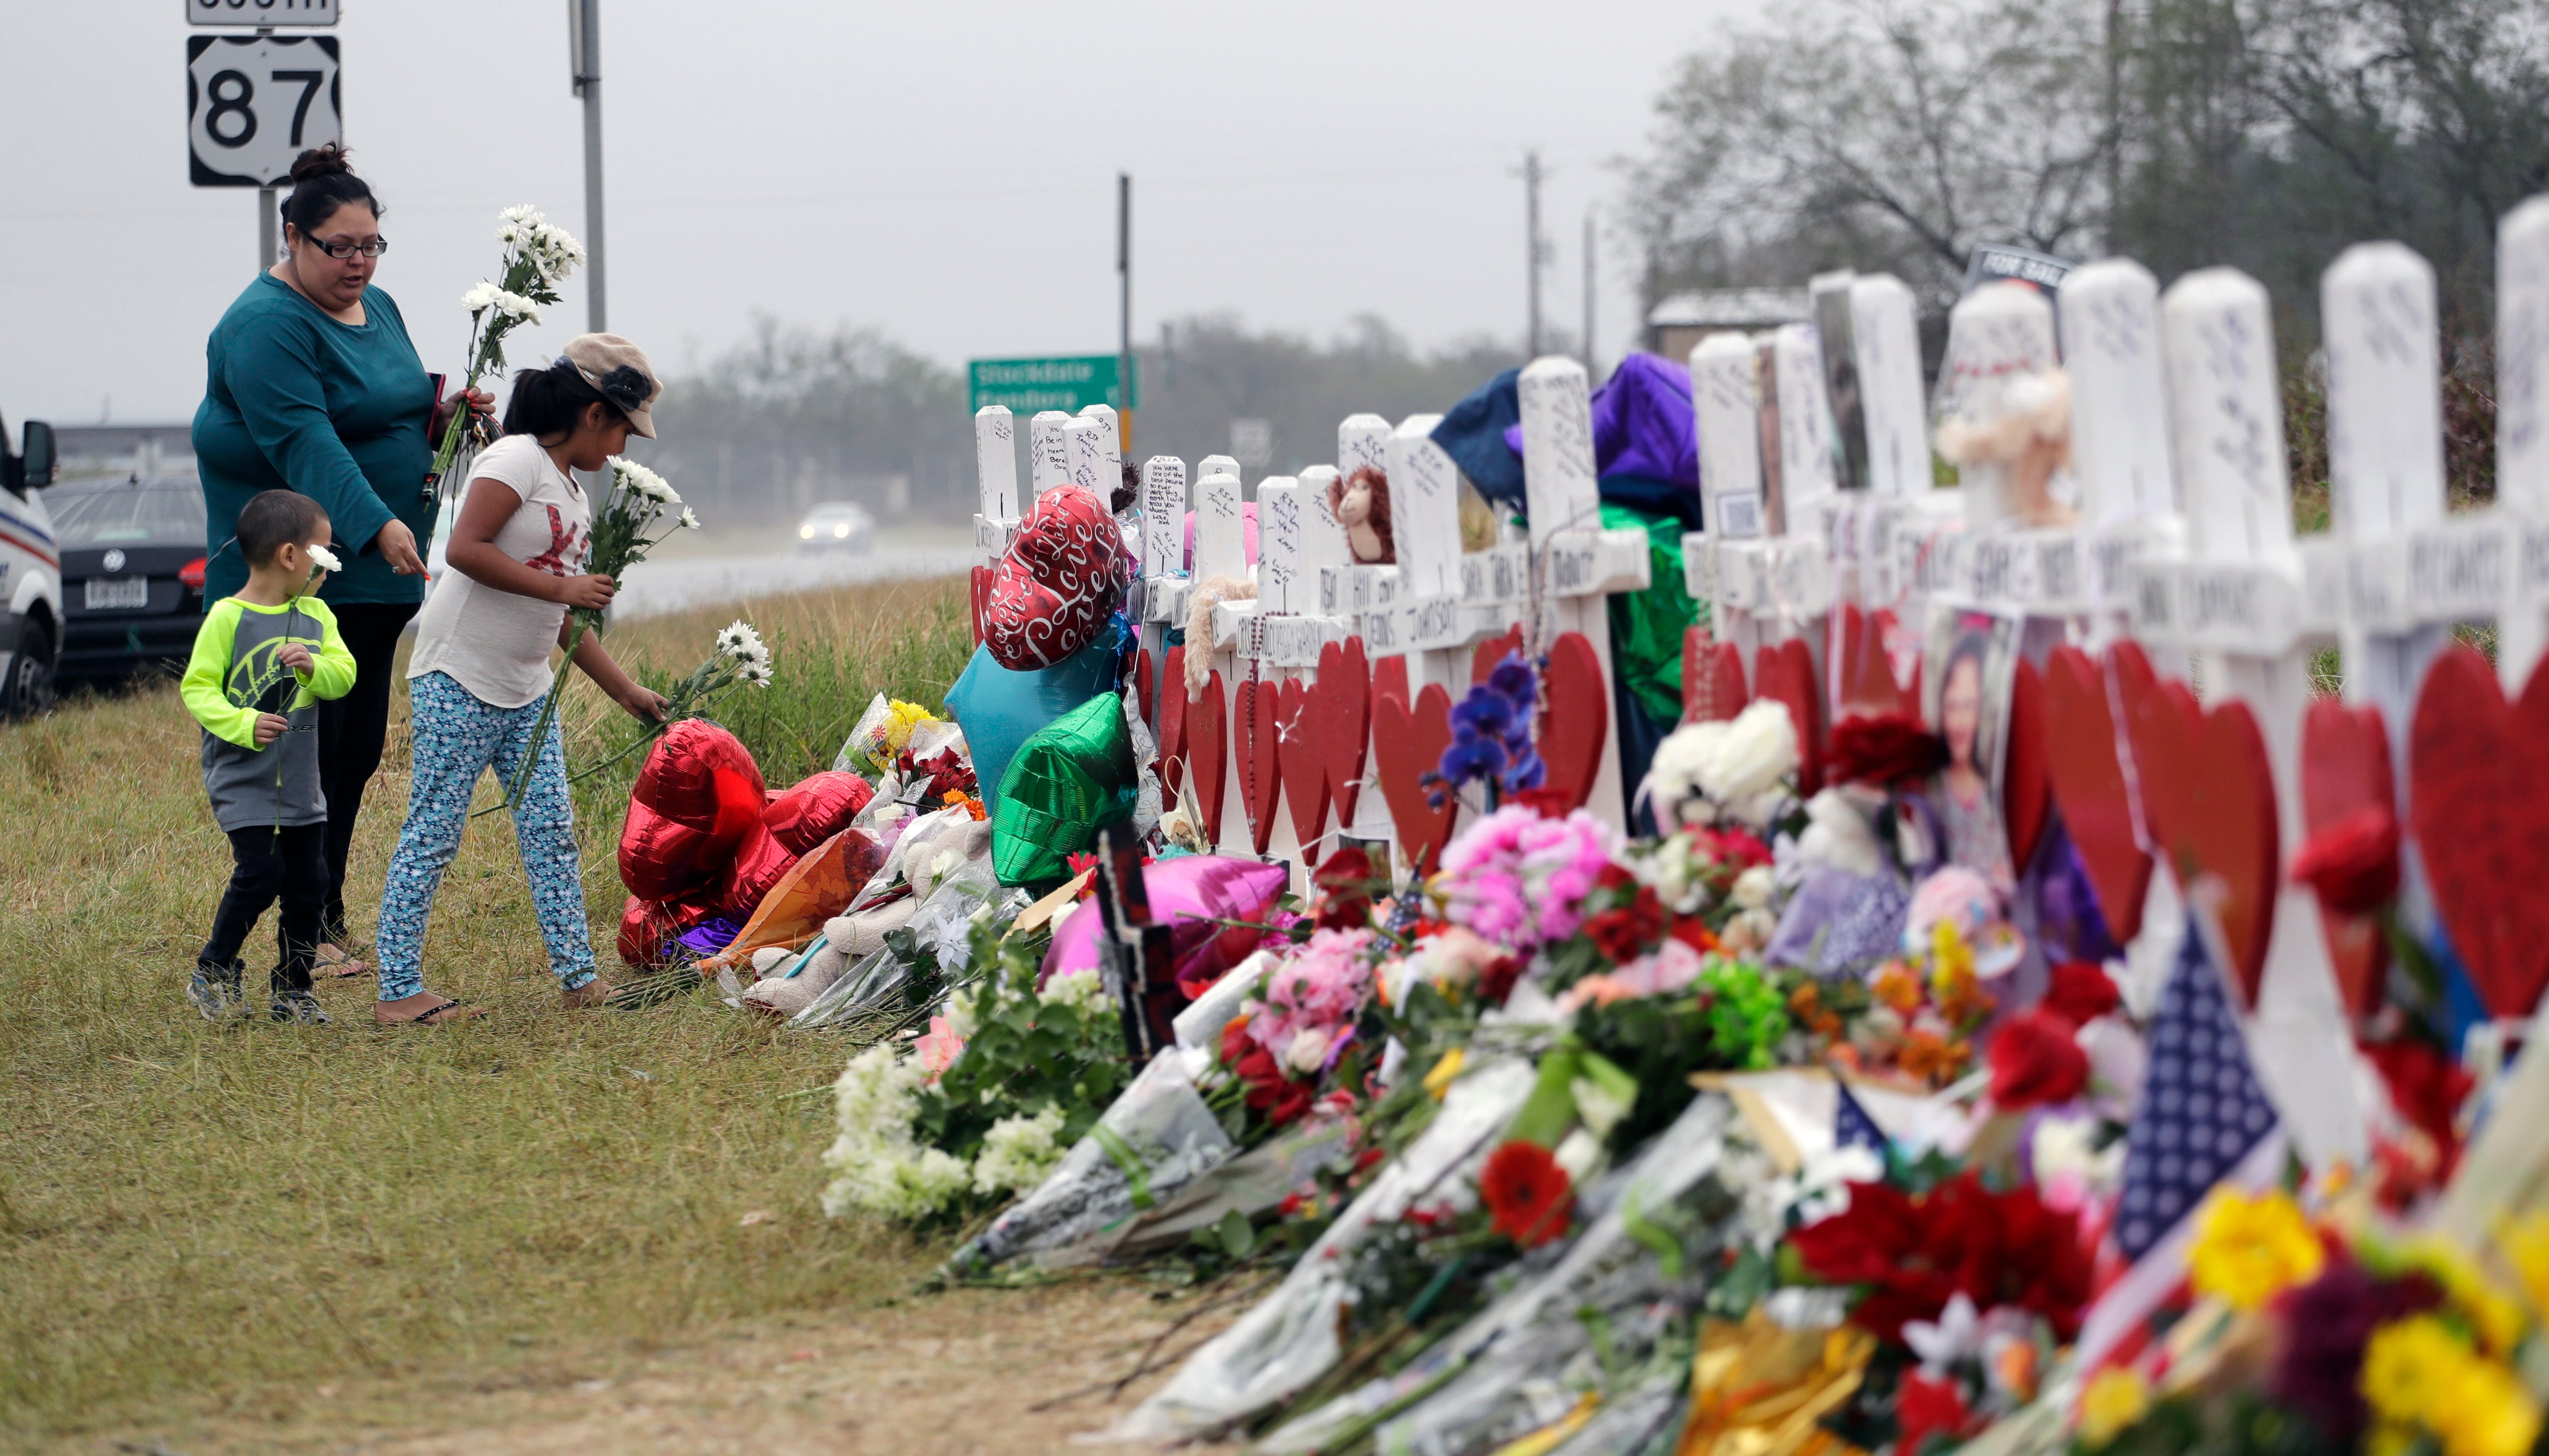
[425,204,587,493]
[494,458,717,808]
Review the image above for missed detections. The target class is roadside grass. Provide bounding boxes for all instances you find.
[0,575,973,1445]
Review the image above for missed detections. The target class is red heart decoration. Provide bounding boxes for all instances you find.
[1373,682,1457,875]
[1237,677,1282,856]
[2113,641,2280,1005]
[1134,647,1156,729]
[1837,604,1915,718]
[1278,676,1330,849]
[1537,631,1609,812]
[1473,625,1525,686]
[1682,629,1748,724]
[2408,645,2549,1020]
[2301,698,2395,1018]
[1158,646,1188,797]
[2004,655,2053,872]
[1373,653,1410,714]
[1753,639,1824,795]
[968,565,994,647]
[1186,669,1229,846]
[1311,638,1371,827]
[2041,644,2150,945]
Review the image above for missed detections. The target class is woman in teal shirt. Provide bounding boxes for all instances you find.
[193,143,483,976]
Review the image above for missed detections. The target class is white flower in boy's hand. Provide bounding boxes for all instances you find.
[305,544,343,573]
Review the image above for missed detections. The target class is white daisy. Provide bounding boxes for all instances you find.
[460,281,499,313]
[737,661,772,689]
[305,544,343,573]
[678,507,701,531]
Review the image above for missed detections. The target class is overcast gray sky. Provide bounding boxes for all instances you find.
[2,0,1758,427]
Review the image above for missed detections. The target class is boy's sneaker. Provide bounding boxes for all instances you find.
[187,960,247,1021]
[269,989,331,1025]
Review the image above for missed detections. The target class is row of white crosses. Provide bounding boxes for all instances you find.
[970,367,1654,884]
[1672,198,2549,1171]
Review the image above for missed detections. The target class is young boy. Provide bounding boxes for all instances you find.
[179,489,358,1024]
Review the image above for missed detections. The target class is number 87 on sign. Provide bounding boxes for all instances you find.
[188,35,342,188]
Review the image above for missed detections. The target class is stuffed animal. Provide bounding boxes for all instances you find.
[1327,466,1395,564]
[1935,368,2077,529]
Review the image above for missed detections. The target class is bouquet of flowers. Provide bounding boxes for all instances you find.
[500,619,771,812]
[498,455,697,808]
[425,205,585,494]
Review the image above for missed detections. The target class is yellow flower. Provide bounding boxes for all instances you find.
[2076,1365,2150,1448]
[2361,1315,2476,1427]
[1930,918,1972,989]
[2187,1188,2326,1311]
[2498,1212,2549,1320]
[2399,1235,2527,1356]
[2431,1356,2543,1456]
[883,698,935,753]
[1422,1047,1466,1101]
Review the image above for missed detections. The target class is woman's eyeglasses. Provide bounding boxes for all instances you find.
[306,236,389,259]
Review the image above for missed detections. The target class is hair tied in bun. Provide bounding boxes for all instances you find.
[290,143,355,181]
[280,143,381,237]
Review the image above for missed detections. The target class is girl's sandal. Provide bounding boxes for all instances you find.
[375,994,485,1026]
[313,944,371,979]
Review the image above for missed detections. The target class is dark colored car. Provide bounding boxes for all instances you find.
[51,473,210,682]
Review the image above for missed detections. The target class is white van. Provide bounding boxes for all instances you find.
[0,416,62,716]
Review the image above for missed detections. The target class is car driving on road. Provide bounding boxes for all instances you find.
[796,500,876,553]
[50,471,211,684]
[0,415,61,717]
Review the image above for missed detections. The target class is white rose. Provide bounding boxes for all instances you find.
[1698,700,1799,803]
[1731,865,1777,910]
[1646,719,1727,809]
[1282,1026,1332,1076]
[1797,788,1883,878]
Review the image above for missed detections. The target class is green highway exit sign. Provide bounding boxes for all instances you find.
[968,355,1139,414]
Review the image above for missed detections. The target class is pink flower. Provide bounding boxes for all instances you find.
[914,1014,965,1081]
[1245,928,1375,1057]
[1439,806,1622,949]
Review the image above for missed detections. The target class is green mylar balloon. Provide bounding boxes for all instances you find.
[991,689,1138,887]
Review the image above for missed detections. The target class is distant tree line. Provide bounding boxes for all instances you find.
[641,313,1530,524]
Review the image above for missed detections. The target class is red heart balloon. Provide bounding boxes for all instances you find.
[983,488,1132,670]
[1311,638,1371,827]
[1682,629,1748,724]
[2004,656,2053,873]
[2301,697,2395,1019]
[1754,638,1824,795]
[1537,631,1609,812]
[2113,641,2280,1006]
[1278,675,1330,849]
[1187,669,1230,846]
[1473,625,1525,686]
[2409,645,2549,1020]
[968,564,993,647]
[1158,646,1188,798]
[1373,682,1457,876]
[2041,644,2150,945]
[1237,677,1282,856]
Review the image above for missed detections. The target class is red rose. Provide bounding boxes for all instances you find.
[1508,787,1575,820]
[2042,962,2122,1027]
[1829,712,1949,787]
[1477,954,1523,1008]
[2358,1035,2476,1180]
[1789,1174,2091,1342]
[1313,845,1377,931]
[1583,885,1667,964]
[2288,806,2401,918]
[1895,1370,1978,1453]
[1698,826,1774,869]
[1987,1008,2090,1109]
[1478,1140,1575,1248]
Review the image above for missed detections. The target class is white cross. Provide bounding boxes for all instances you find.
[1027,410,1073,497]
[2494,199,2549,691]
[973,405,1019,565]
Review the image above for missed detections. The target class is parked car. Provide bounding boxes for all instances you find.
[50,471,210,683]
[796,501,876,553]
[0,415,61,717]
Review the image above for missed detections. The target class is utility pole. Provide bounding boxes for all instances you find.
[569,0,607,332]
[1119,172,1133,452]
[1521,150,1545,357]
[1582,206,1597,376]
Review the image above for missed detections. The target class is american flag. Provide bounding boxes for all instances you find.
[2113,916,2282,1258]
[1835,1077,1889,1154]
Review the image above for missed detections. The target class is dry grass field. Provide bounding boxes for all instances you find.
[0,575,1222,1453]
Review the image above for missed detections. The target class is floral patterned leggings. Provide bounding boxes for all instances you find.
[374,671,596,1001]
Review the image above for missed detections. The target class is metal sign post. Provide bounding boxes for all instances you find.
[568,0,606,332]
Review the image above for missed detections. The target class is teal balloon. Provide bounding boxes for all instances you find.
[992,690,1138,888]
[944,638,1120,813]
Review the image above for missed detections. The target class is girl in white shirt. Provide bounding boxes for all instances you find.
[372,335,669,1025]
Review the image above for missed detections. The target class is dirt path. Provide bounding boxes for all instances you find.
[87,1279,1249,1456]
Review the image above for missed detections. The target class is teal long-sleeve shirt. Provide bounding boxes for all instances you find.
[192,272,437,606]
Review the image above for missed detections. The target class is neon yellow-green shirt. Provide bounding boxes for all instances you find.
[179,595,357,831]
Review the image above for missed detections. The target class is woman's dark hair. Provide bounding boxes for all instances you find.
[237,489,329,567]
[502,359,629,441]
[280,144,380,238]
